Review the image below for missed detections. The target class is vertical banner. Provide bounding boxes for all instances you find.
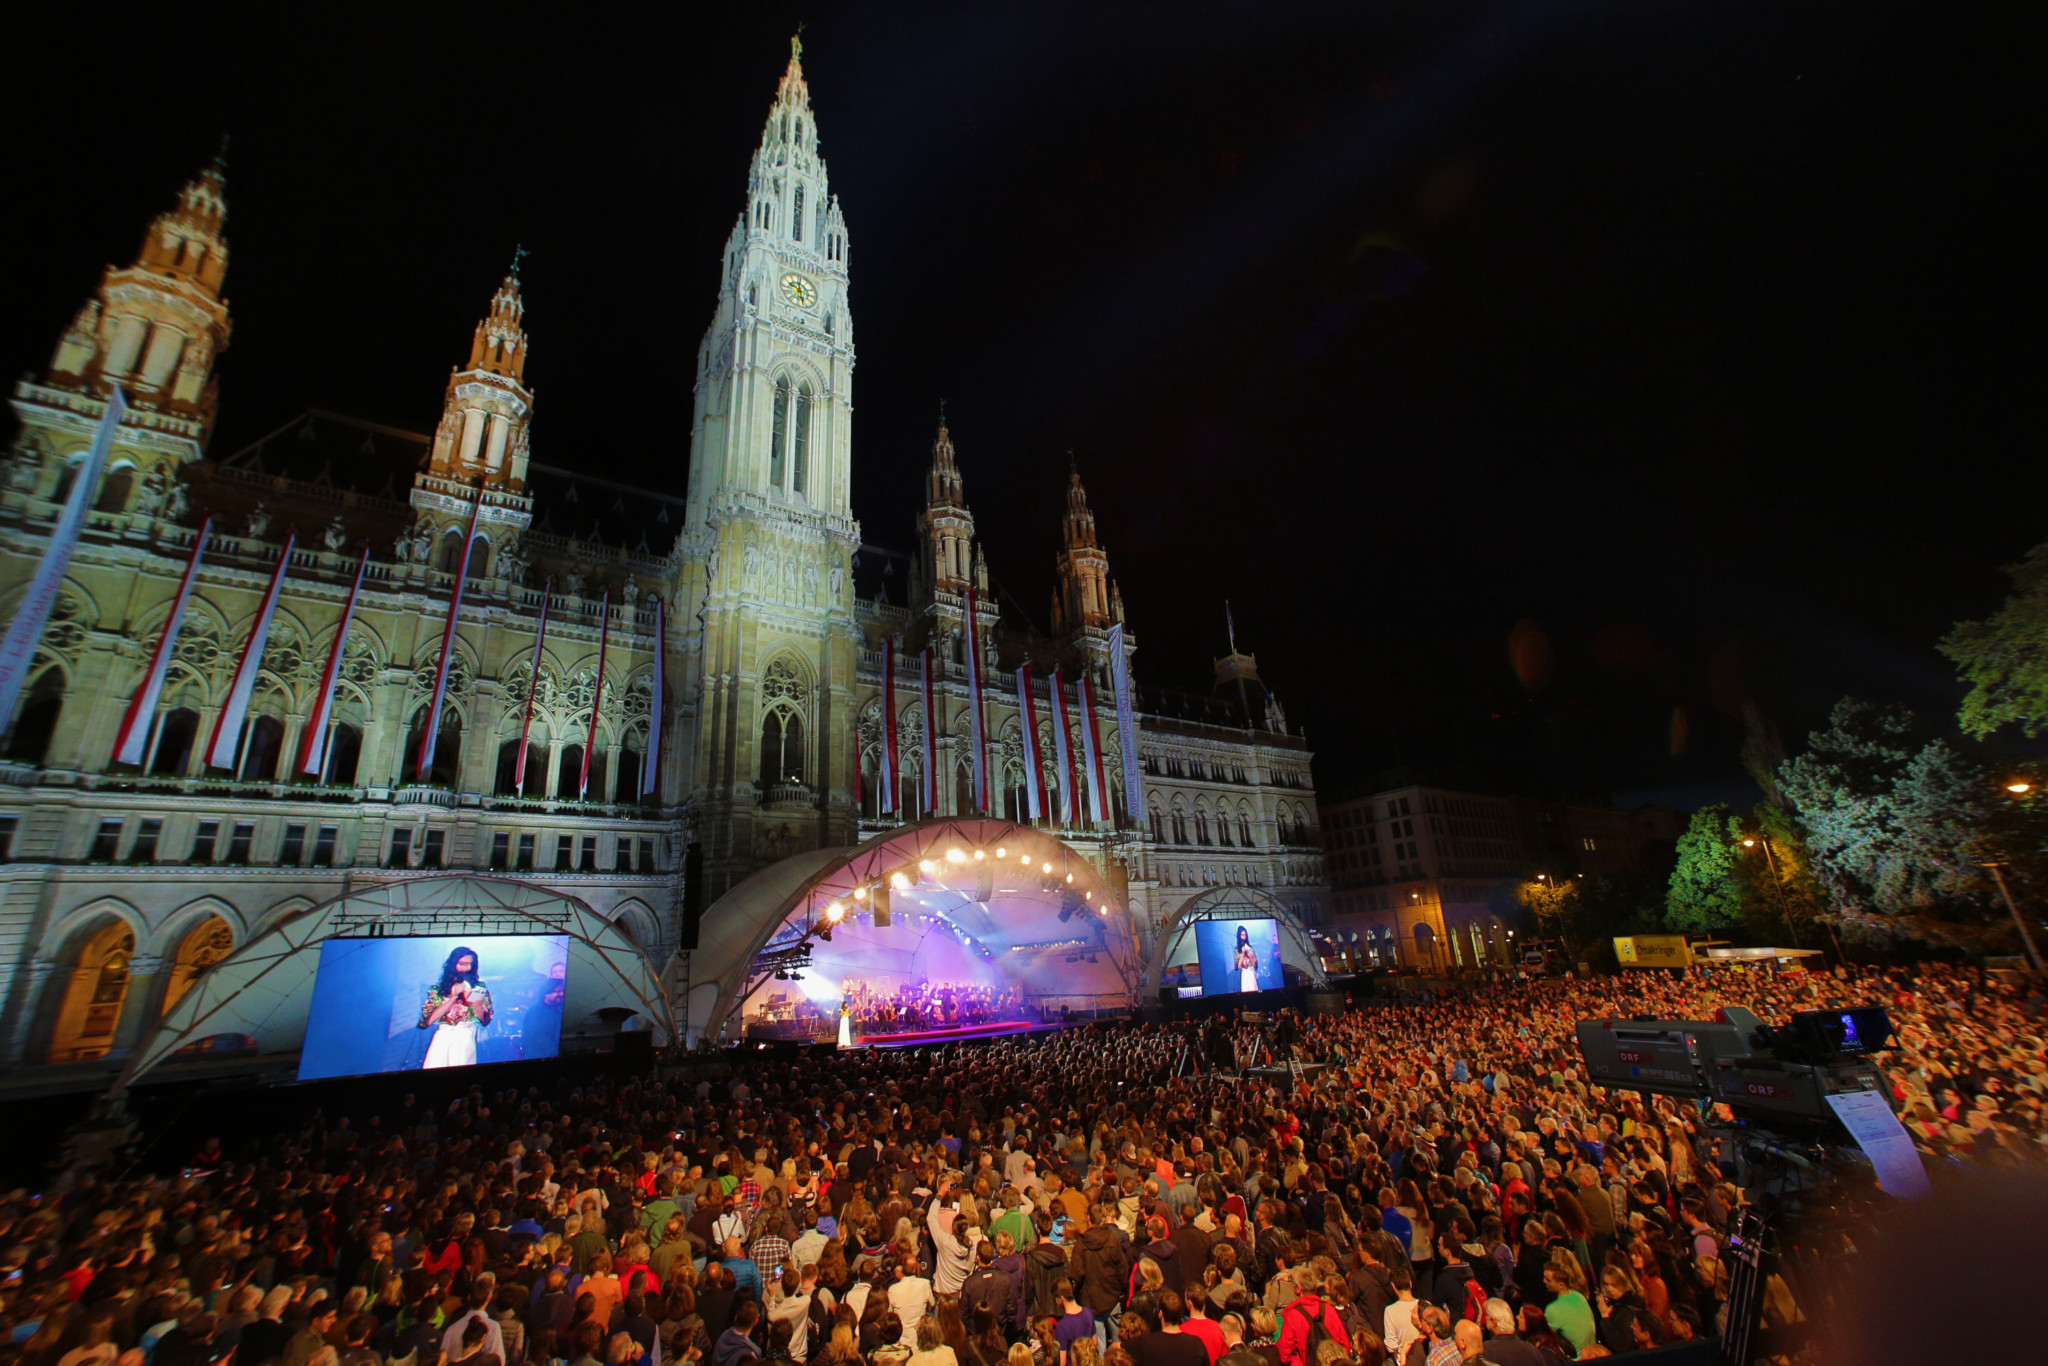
[879,637,900,815]
[1078,671,1110,827]
[294,542,367,778]
[0,389,127,734]
[113,513,211,766]
[962,588,989,813]
[641,595,664,798]
[579,589,611,799]
[919,647,939,815]
[1106,623,1145,828]
[205,530,297,771]
[1049,667,1076,827]
[513,576,553,792]
[1015,663,1045,821]
[416,483,485,779]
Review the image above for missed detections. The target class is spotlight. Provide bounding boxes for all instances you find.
[919,859,937,875]
[946,848,966,864]
[1098,903,1109,915]
[973,849,985,860]
[854,886,868,901]
[826,901,845,922]
[1065,872,1075,884]
[995,846,1007,857]
[1084,891,1092,900]
[1041,862,1052,874]
[890,871,911,890]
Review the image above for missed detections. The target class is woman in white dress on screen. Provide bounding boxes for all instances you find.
[1234,926,1259,994]
[418,945,493,1069]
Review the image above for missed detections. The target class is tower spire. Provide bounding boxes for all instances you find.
[424,267,534,494]
[916,408,974,603]
[44,151,233,439]
[1053,456,1114,634]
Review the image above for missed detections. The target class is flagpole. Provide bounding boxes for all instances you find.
[205,530,297,771]
[416,481,485,781]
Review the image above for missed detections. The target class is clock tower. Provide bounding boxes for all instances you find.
[673,35,862,896]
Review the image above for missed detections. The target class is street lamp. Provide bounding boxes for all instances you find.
[1987,780,2044,973]
[1738,829,1812,954]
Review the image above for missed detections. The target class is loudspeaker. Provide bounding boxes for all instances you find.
[872,883,891,927]
[680,842,704,950]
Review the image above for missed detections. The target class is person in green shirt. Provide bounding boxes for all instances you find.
[1541,1253,1597,1354]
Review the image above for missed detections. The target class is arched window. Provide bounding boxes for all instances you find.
[149,707,200,776]
[616,743,643,803]
[1239,811,1254,847]
[437,528,469,573]
[95,466,135,513]
[494,739,524,796]
[1194,810,1211,846]
[1218,814,1233,847]
[556,744,586,800]
[467,535,491,579]
[163,916,233,1016]
[325,723,363,786]
[239,714,285,781]
[51,459,82,505]
[757,657,808,791]
[1149,804,1164,843]
[400,709,462,787]
[4,668,65,766]
[48,921,133,1063]
[792,385,812,497]
[769,379,789,488]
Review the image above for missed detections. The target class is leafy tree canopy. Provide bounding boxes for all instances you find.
[1942,538,2048,739]
[1666,805,1748,932]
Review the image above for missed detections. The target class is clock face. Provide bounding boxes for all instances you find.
[780,273,818,309]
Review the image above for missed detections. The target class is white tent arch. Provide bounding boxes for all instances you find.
[1144,885,1329,994]
[677,817,1140,1046]
[114,875,673,1092]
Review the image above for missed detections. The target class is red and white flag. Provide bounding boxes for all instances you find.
[205,530,296,772]
[113,514,210,767]
[879,637,900,815]
[1015,663,1046,821]
[295,542,367,778]
[963,587,990,813]
[416,484,485,779]
[0,389,127,734]
[1049,667,1076,826]
[513,576,553,793]
[1078,671,1110,826]
[641,595,663,798]
[920,647,939,814]
[579,589,610,799]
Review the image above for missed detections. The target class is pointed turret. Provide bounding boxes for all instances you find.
[426,255,535,493]
[44,147,234,441]
[1053,457,1115,634]
[915,408,976,605]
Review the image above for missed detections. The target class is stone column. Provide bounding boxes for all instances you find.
[1,961,58,1067]
[108,953,168,1057]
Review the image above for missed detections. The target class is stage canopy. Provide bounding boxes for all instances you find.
[682,818,1140,1045]
[113,875,672,1091]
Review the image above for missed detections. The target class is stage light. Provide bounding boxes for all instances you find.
[826,901,845,922]
[919,859,937,874]
[996,846,1007,857]
[1065,872,1074,884]
[1084,891,1092,900]
[946,848,966,864]
[854,886,867,901]
[1098,904,1109,915]
[890,871,911,889]
[1041,862,1052,874]
[973,849,985,860]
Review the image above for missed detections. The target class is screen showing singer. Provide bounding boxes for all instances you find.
[299,934,569,1080]
[1194,918,1284,996]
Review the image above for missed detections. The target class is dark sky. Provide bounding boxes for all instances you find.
[6,2,2042,807]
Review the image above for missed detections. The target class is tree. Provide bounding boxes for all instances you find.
[1942,538,2048,739]
[1666,806,1749,932]
[1777,698,1999,942]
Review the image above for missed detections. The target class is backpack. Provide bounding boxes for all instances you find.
[805,1290,833,1344]
[1460,1277,1487,1328]
[1285,1301,1337,1366]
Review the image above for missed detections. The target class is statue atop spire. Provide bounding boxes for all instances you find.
[509,243,529,279]
[791,24,804,63]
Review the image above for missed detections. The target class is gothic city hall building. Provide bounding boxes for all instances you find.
[0,42,1326,1074]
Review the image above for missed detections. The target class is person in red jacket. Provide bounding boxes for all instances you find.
[1275,1271,1351,1366]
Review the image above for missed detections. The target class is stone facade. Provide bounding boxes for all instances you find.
[0,40,1326,1073]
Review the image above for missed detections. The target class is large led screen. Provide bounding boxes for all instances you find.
[298,934,570,1080]
[1194,918,1285,996]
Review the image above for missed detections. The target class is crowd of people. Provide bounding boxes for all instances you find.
[1,960,2041,1366]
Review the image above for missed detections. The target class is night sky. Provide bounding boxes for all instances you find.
[6,2,2041,808]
